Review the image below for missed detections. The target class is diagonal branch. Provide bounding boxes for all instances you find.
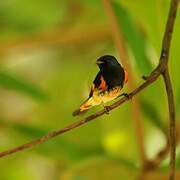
[0,69,160,158]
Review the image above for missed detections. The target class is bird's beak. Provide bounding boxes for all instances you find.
[96,60,104,65]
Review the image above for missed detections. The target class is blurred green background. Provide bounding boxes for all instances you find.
[0,0,179,179]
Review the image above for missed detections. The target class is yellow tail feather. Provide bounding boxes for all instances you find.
[72,98,92,116]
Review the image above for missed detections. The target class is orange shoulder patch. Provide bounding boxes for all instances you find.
[124,70,128,83]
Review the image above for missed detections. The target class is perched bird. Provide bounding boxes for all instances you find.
[73,55,128,116]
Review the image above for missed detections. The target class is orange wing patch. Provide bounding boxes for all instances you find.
[99,76,107,91]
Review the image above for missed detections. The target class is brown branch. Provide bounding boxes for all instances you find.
[102,0,146,164]
[159,0,179,66]
[163,69,176,180]
[0,69,160,158]
[159,0,178,179]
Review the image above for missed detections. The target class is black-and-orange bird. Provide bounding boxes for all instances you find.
[73,55,128,116]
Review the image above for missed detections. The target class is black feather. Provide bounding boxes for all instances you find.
[96,55,125,89]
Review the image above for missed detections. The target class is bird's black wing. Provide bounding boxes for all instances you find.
[89,71,108,97]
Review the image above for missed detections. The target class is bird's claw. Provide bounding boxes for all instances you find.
[104,106,111,115]
[123,93,131,100]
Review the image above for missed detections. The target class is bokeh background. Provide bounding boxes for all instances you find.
[0,0,179,179]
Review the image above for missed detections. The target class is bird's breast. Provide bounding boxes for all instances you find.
[102,68,125,89]
[92,86,122,104]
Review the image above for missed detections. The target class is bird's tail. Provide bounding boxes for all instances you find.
[72,108,89,116]
[72,98,92,116]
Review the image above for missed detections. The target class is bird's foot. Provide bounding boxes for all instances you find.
[104,106,111,115]
[123,93,131,99]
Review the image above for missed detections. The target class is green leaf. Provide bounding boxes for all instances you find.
[0,71,48,101]
[140,99,165,131]
[111,1,153,74]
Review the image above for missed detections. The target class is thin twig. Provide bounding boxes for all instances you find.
[163,69,176,180]
[159,0,179,66]
[102,0,146,163]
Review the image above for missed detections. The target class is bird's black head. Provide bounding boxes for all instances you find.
[96,55,121,70]
[96,55,126,88]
